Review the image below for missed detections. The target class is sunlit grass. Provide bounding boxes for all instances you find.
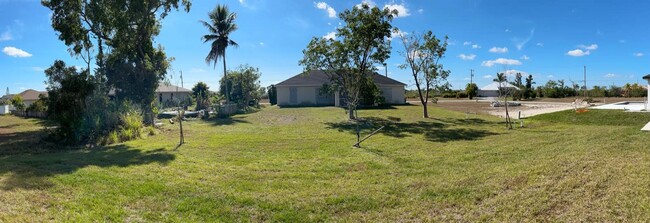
[1,106,650,221]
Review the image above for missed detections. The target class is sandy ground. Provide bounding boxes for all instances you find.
[413,100,581,119]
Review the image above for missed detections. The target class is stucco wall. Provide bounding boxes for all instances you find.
[277,86,319,106]
[478,90,499,97]
[379,85,405,104]
[157,92,190,103]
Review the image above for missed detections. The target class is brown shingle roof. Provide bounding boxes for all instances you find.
[18,89,47,101]
[276,70,406,87]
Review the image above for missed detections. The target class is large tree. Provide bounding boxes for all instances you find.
[219,65,263,107]
[399,31,450,118]
[192,82,210,110]
[201,4,239,103]
[300,4,396,119]
[43,0,191,124]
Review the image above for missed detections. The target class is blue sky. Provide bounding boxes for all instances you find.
[2,0,650,95]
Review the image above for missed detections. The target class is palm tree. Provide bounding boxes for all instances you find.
[201,4,238,103]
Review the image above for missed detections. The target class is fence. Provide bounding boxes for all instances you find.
[217,104,238,117]
[13,110,48,119]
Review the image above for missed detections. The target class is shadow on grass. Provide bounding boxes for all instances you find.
[0,145,175,190]
[325,116,498,142]
[206,116,251,126]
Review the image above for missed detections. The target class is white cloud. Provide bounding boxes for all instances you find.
[520,55,530,60]
[390,29,407,39]
[356,0,376,8]
[483,75,493,79]
[505,28,510,32]
[578,44,598,50]
[489,46,508,53]
[259,42,265,46]
[463,41,472,46]
[472,44,481,49]
[315,2,337,18]
[481,58,522,67]
[566,49,590,57]
[0,30,12,41]
[536,42,544,47]
[504,69,530,77]
[604,73,616,78]
[634,52,644,57]
[384,4,410,17]
[31,67,45,72]
[547,75,554,78]
[2,46,32,57]
[323,31,336,40]
[619,39,626,44]
[417,8,423,14]
[514,28,535,50]
[458,54,476,61]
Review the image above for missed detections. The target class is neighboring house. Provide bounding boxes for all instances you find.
[478,82,520,97]
[275,70,406,107]
[19,89,48,108]
[155,83,192,104]
[108,83,192,104]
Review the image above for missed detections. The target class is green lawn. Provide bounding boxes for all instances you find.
[1,106,650,221]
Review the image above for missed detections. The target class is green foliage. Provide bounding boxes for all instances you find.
[541,80,578,98]
[268,85,277,105]
[201,4,239,102]
[465,83,478,99]
[45,60,96,144]
[43,0,192,124]
[219,64,263,107]
[300,3,396,119]
[192,82,211,110]
[26,95,48,112]
[11,95,25,111]
[359,76,384,106]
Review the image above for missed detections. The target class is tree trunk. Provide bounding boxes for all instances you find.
[223,53,229,103]
[348,106,355,120]
[422,103,429,118]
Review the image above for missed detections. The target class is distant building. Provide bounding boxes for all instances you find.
[108,83,192,104]
[275,70,406,107]
[478,82,520,97]
[0,89,48,110]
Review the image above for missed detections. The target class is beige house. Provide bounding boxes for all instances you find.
[109,83,192,105]
[1,89,48,110]
[275,70,406,107]
[155,84,192,104]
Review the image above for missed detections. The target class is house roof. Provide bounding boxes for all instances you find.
[108,83,191,95]
[276,70,406,87]
[480,82,520,91]
[18,89,47,101]
[643,74,650,80]
[156,83,191,93]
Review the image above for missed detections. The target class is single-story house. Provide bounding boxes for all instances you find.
[478,82,520,97]
[19,89,48,107]
[109,83,192,104]
[275,70,406,107]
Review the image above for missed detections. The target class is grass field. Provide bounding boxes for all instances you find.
[1,105,650,221]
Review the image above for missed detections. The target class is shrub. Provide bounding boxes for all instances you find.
[268,85,277,105]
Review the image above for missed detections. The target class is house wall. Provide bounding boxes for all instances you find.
[23,100,37,108]
[478,90,499,97]
[0,105,9,114]
[379,85,406,104]
[157,92,190,103]
[277,86,321,106]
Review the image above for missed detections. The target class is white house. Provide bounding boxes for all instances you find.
[478,82,520,97]
[0,89,48,111]
[108,83,192,104]
[275,70,406,107]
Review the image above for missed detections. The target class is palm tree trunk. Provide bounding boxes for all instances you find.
[223,53,230,103]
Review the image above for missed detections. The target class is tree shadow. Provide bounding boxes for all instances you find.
[0,129,57,155]
[0,145,175,190]
[324,116,498,142]
[206,116,251,126]
[424,128,498,142]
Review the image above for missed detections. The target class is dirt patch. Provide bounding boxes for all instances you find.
[429,101,578,119]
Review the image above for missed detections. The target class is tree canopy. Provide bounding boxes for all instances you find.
[300,4,396,119]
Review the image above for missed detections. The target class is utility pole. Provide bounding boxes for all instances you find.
[470,69,474,85]
[583,65,587,98]
[384,63,388,77]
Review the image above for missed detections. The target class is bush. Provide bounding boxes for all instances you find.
[268,85,277,105]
